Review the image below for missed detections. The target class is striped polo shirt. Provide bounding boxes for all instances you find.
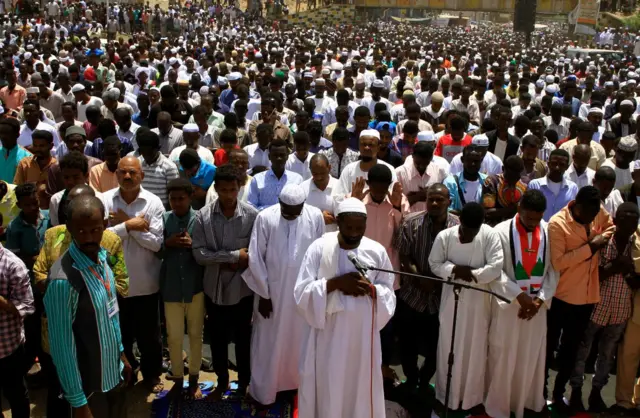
[128,151,180,207]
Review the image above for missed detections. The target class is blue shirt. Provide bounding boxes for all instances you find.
[443,172,488,212]
[131,112,149,128]
[187,160,216,190]
[44,244,124,408]
[91,136,134,159]
[527,176,579,221]
[0,145,32,183]
[247,169,303,210]
[5,210,49,258]
[553,96,581,117]
[309,137,333,153]
[219,88,237,110]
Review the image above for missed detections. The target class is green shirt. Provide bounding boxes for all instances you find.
[158,209,203,303]
[6,210,50,273]
[0,145,32,183]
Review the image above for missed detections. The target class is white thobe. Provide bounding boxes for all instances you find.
[602,159,632,189]
[295,233,396,418]
[485,218,559,418]
[449,151,503,176]
[429,224,503,410]
[242,205,325,405]
[333,160,398,201]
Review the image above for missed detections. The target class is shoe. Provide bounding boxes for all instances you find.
[609,405,640,417]
[569,389,585,413]
[588,388,607,413]
[550,398,570,416]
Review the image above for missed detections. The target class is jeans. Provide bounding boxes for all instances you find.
[120,293,163,381]
[571,320,626,390]
[205,295,253,388]
[165,292,205,378]
[545,297,594,400]
[0,344,30,418]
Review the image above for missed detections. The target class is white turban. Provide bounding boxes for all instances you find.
[360,129,380,139]
[336,197,367,216]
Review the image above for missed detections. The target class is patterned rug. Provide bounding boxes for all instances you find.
[151,381,297,418]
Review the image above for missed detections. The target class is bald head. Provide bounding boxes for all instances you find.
[68,184,96,201]
[117,156,144,191]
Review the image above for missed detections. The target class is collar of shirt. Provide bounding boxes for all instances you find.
[113,186,150,206]
[68,240,108,272]
[212,198,247,220]
[309,176,338,194]
[537,175,570,190]
[363,193,393,208]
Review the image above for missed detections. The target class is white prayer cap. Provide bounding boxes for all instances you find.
[303,72,314,78]
[168,57,178,65]
[228,72,242,81]
[360,129,380,139]
[545,85,558,94]
[336,197,367,216]
[629,79,638,85]
[199,86,210,95]
[621,100,635,107]
[135,67,149,78]
[183,123,199,133]
[588,107,604,115]
[315,78,326,85]
[372,79,385,88]
[321,68,331,75]
[26,87,39,94]
[604,81,614,87]
[619,135,638,152]
[417,131,436,143]
[535,79,545,88]
[24,52,32,60]
[71,84,85,93]
[471,134,490,147]
[279,184,306,206]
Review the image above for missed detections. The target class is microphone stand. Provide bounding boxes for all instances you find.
[363,265,510,418]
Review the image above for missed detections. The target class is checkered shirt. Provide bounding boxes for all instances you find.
[592,237,634,326]
[0,244,34,359]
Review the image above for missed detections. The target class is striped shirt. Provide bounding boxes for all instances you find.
[44,244,123,407]
[0,244,34,359]
[128,151,180,207]
[393,212,460,313]
[151,126,184,155]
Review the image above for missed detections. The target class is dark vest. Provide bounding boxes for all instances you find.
[47,252,110,394]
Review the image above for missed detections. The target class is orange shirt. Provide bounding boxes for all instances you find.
[548,202,614,305]
[13,155,56,185]
[0,85,26,112]
[89,162,119,193]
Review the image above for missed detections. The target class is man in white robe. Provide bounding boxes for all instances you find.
[242,184,325,405]
[429,202,503,412]
[485,189,559,418]
[294,197,396,418]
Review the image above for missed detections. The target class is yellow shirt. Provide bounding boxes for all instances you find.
[0,182,18,240]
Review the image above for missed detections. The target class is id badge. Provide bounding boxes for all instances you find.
[107,297,119,318]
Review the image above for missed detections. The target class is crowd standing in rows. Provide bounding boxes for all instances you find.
[5,5,640,418]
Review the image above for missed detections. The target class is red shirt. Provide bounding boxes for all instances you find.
[434,134,473,163]
[213,145,240,166]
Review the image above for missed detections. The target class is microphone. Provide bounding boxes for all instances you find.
[347,251,370,279]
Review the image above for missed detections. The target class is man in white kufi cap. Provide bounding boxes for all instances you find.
[334,129,397,199]
[243,184,325,405]
[449,134,504,176]
[295,197,395,418]
[361,78,392,115]
[601,136,638,188]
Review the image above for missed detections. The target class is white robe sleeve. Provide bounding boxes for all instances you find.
[294,240,328,330]
[537,229,560,306]
[470,228,504,284]
[372,251,397,332]
[429,230,456,280]
[243,211,272,299]
[489,271,525,307]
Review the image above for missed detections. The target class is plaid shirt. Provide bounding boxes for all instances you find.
[0,244,34,359]
[393,211,460,314]
[592,236,635,326]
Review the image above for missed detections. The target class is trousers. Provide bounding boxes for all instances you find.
[165,292,205,378]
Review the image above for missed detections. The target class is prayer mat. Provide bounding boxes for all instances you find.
[151,381,297,418]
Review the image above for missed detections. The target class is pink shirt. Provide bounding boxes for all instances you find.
[362,194,409,289]
[395,160,448,213]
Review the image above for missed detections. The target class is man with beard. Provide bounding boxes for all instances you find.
[295,197,396,418]
[243,184,324,405]
[485,189,559,418]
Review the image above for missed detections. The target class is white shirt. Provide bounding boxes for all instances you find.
[284,152,315,181]
[77,97,104,122]
[564,164,595,189]
[602,158,633,188]
[493,138,507,161]
[49,189,105,226]
[169,145,214,166]
[103,187,165,297]
[244,143,271,170]
[18,121,61,149]
[547,179,562,195]
[463,179,481,204]
[449,151,503,176]
[300,176,339,232]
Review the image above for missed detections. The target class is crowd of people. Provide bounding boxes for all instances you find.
[3,4,640,418]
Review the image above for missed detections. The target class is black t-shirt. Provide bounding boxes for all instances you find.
[148,99,193,129]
